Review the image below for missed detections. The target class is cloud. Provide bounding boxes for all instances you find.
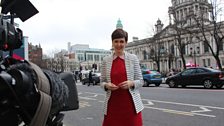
[16,0,171,54]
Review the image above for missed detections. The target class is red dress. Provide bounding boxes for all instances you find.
[102,56,142,126]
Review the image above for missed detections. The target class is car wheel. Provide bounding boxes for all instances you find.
[155,83,160,87]
[168,80,177,88]
[203,79,213,89]
[143,80,148,87]
[215,83,223,89]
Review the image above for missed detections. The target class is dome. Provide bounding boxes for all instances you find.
[116,18,123,29]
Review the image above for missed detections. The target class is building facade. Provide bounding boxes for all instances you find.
[125,0,224,74]
[28,42,43,67]
[68,43,111,71]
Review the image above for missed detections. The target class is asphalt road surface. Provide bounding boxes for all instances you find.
[62,82,224,126]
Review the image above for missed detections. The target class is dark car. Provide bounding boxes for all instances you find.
[82,72,101,85]
[165,67,224,89]
[142,69,162,87]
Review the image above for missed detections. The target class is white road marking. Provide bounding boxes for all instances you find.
[145,106,216,117]
[142,99,154,105]
[146,99,224,110]
[191,106,211,113]
[79,92,224,118]
[88,94,98,97]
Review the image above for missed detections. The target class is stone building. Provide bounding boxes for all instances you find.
[28,43,43,67]
[125,0,224,73]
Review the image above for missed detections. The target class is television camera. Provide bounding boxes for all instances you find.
[0,0,79,126]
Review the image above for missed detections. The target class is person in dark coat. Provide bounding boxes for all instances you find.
[88,70,93,86]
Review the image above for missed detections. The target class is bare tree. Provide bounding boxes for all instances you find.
[148,37,169,72]
[59,52,65,72]
[148,21,169,72]
[193,0,224,70]
[43,49,59,71]
[148,42,162,71]
[168,9,202,70]
[43,49,66,72]
[54,50,67,72]
[169,21,191,70]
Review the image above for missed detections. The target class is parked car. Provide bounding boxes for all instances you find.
[165,67,224,89]
[142,69,162,87]
[82,72,101,85]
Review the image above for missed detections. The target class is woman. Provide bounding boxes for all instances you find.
[100,28,144,126]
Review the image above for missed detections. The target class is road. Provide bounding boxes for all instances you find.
[62,82,224,126]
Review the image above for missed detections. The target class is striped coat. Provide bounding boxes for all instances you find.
[100,52,144,115]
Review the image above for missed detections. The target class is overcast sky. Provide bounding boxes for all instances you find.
[16,0,172,54]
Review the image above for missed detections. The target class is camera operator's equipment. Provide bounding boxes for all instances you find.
[0,19,23,51]
[0,59,79,126]
[30,62,79,126]
[0,0,38,51]
[0,0,79,126]
[1,0,39,22]
[59,72,79,111]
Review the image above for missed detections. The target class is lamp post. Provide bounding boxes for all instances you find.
[190,46,200,67]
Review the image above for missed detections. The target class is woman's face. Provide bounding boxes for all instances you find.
[112,38,127,55]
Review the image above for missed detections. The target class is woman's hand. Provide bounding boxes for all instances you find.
[118,81,134,89]
[105,83,119,91]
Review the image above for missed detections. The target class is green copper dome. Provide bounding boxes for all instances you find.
[116,18,123,29]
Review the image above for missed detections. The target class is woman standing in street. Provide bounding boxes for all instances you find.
[100,28,144,126]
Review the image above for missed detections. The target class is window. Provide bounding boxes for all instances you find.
[219,41,224,51]
[78,54,84,61]
[87,54,93,61]
[204,43,209,52]
[182,69,196,75]
[160,46,165,54]
[94,55,100,61]
[203,59,206,67]
[150,49,155,58]
[196,68,206,73]
[178,60,182,68]
[171,44,175,54]
[143,50,147,60]
[207,59,211,66]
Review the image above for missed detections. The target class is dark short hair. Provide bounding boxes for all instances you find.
[111,29,128,42]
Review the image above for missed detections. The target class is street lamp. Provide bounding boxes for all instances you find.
[190,46,200,67]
